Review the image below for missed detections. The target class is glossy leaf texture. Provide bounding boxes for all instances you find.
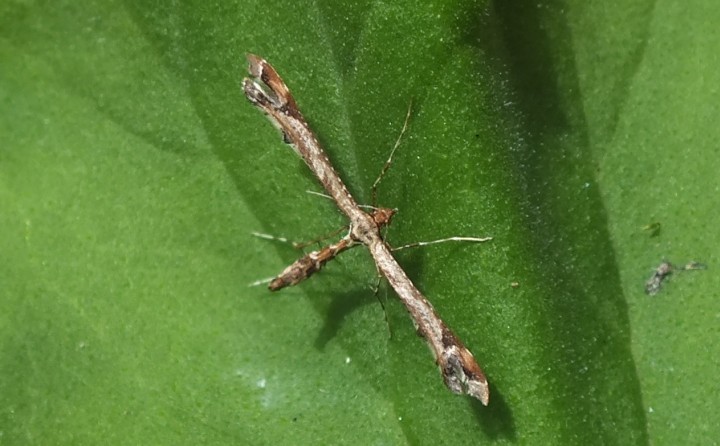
[2,0,718,444]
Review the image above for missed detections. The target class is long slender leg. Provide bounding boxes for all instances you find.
[371,100,413,207]
[392,236,493,252]
[252,225,348,249]
[371,268,393,339]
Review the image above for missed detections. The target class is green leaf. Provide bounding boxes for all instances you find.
[2,0,717,444]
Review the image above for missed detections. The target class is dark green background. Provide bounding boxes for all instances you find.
[2,0,718,444]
